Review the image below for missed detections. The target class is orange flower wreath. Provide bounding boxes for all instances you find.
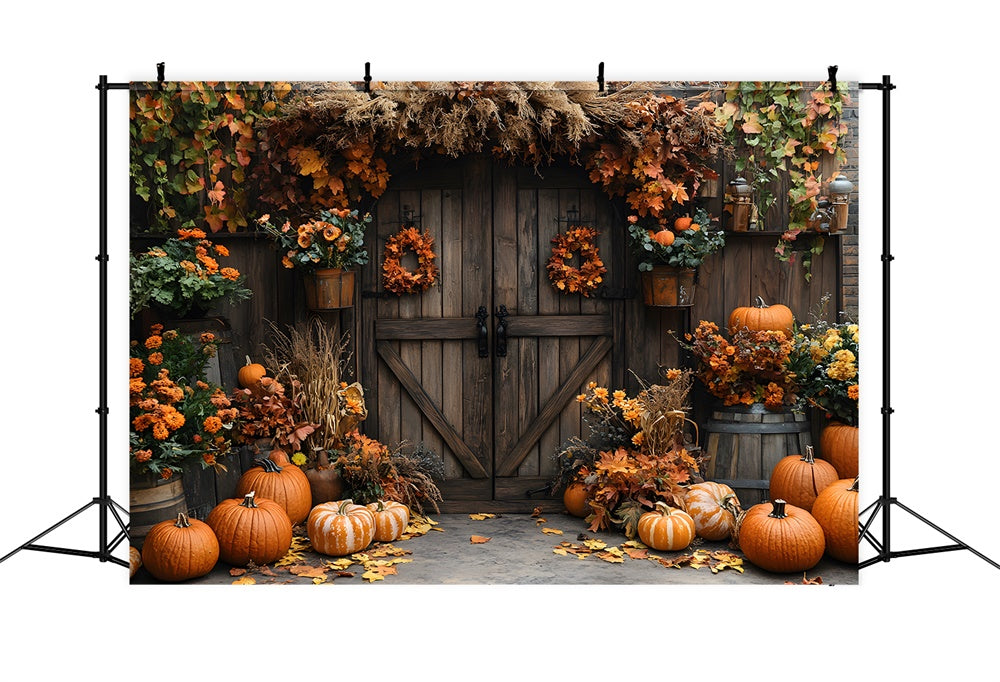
[382,226,439,295]
[546,226,607,297]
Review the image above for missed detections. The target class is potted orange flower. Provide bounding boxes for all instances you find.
[260,208,371,310]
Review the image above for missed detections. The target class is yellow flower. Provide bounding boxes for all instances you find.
[291,452,308,466]
[593,387,609,403]
[631,432,644,446]
[587,381,598,389]
[823,333,842,351]
[827,361,858,381]
[576,394,587,403]
[833,349,855,363]
[664,368,682,380]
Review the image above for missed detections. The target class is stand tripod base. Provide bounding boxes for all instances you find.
[859,496,1000,571]
[0,496,131,569]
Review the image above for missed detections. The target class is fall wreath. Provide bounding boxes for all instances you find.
[546,226,607,297]
[382,226,439,295]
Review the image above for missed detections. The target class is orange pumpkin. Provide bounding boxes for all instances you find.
[652,229,676,247]
[366,500,410,542]
[674,216,693,231]
[768,445,839,513]
[820,423,858,479]
[236,457,312,525]
[811,478,859,563]
[238,356,267,388]
[129,546,142,578]
[563,482,591,518]
[141,512,219,582]
[738,499,825,573]
[207,492,293,566]
[307,499,376,556]
[728,296,794,339]
[683,481,741,541]
[637,502,696,551]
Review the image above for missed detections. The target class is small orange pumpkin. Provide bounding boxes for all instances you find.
[563,482,591,518]
[637,501,696,551]
[366,500,410,542]
[141,512,220,582]
[683,481,741,541]
[674,216,693,231]
[236,457,312,525]
[728,296,794,339]
[238,355,267,388]
[206,491,293,566]
[820,423,859,479]
[652,229,676,247]
[308,499,376,556]
[811,477,859,563]
[738,499,825,573]
[769,445,840,513]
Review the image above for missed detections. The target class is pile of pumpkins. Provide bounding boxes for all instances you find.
[565,445,859,574]
[138,453,411,583]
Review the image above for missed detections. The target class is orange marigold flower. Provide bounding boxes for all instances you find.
[130,377,146,396]
[148,352,163,365]
[195,245,208,258]
[848,384,859,400]
[130,357,145,377]
[150,324,164,335]
[180,260,197,273]
[664,368,682,380]
[214,244,230,257]
[161,468,174,480]
[220,267,240,281]
[163,329,178,340]
[281,256,294,269]
[200,332,215,343]
[193,434,203,443]
[203,453,216,466]
[200,256,219,274]
[196,380,209,390]
[144,335,163,349]
[134,449,152,463]
[203,416,223,434]
[593,387,609,403]
[152,422,170,440]
[210,392,230,408]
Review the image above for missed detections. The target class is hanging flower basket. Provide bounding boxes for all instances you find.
[303,268,355,310]
[640,266,696,307]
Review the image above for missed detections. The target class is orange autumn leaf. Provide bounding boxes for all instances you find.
[470,535,491,544]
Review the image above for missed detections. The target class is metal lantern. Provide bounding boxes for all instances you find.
[727,177,752,232]
[828,174,854,233]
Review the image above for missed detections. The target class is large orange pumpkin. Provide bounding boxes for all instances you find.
[207,492,293,566]
[236,457,312,525]
[768,445,839,513]
[307,499,376,556]
[811,477,859,563]
[820,423,859,479]
[728,296,794,339]
[141,512,219,582]
[367,500,410,542]
[683,481,741,541]
[738,499,825,573]
[563,482,591,518]
[637,502,696,551]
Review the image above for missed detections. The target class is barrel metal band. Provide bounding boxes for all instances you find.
[702,421,809,434]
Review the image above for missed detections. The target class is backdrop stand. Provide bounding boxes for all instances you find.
[858,75,999,571]
[0,75,131,570]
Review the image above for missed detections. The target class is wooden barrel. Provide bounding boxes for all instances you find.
[129,472,186,550]
[701,404,812,507]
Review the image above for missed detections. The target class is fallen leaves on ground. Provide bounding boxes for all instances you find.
[470,535,492,544]
[232,576,256,585]
[531,507,543,518]
[469,513,498,520]
[653,550,744,574]
[399,514,443,539]
[786,573,824,585]
[549,534,744,574]
[540,527,564,536]
[275,535,311,567]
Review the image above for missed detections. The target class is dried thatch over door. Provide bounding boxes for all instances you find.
[360,156,620,512]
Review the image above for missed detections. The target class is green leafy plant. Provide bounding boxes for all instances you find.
[627,206,725,271]
[259,208,371,272]
[789,297,859,426]
[129,227,252,317]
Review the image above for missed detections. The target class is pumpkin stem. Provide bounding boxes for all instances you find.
[245,355,253,367]
[654,500,674,515]
[768,499,788,519]
[174,512,192,528]
[754,295,769,308]
[240,491,259,509]
[254,457,283,473]
[849,477,859,492]
[801,445,816,464]
[337,499,355,515]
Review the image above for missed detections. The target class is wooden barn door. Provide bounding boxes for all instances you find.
[361,156,619,512]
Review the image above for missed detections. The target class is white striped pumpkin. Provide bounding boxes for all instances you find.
[307,499,375,556]
[637,502,696,551]
[684,482,741,541]
[367,500,410,542]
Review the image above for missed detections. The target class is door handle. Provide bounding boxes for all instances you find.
[475,306,489,358]
[494,305,509,358]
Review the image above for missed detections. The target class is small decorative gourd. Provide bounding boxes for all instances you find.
[307,499,375,556]
[637,501,696,551]
[683,481,742,541]
[811,477,859,563]
[238,356,267,388]
[738,499,825,573]
[206,491,293,566]
[236,457,312,525]
[141,512,219,582]
[769,445,839,513]
[366,500,410,542]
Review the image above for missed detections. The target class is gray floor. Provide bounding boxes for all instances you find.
[131,512,859,586]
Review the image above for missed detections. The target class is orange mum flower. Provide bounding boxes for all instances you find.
[160,469,173,480]
[200,332,215,343]
[199,256,219,274]
[220,267,240,281]
[152,422,170,440]
[664,368,682,380]
[134,450,152,463]
[214,244,230,257]
[144,335,163,349]
[130,357,145,378]
[203,416,223,434]
[848,384,859,400]
[150,324,164,335]
[180,260,197,273]
[148,352,164,366]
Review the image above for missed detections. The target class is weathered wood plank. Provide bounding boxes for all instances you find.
[517,187,540,477]
[558,188,582,450]
[420,188,444,462]
[440,187,465,479]
[493,164,519,479]
[376,191,401,447]
[376,340,488,479]
[498,336,612,476]
[376,318,479,340]
[536,187,561,482]
[397,189,423,450]
[505,315,612,337]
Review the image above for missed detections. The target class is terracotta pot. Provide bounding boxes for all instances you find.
[303,268,355,310]
[305,451,344,506]
[640,266,695,307]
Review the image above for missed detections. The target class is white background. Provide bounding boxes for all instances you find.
[1,2,996,679]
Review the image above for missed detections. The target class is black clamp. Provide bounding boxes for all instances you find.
[364,62,372,94]
[156,62,165,91]
[828,65,838,94]
[597,62,605,92]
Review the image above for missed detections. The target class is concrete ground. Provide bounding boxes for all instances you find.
[130,511,859,586]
